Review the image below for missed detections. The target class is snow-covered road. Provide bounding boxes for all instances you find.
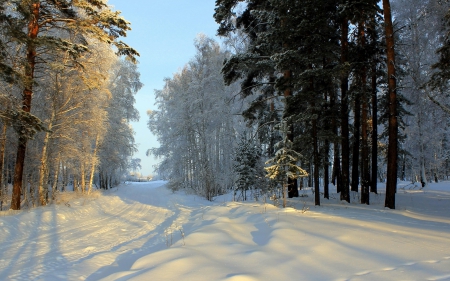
[0,181,200,280]
[1,181,450,280]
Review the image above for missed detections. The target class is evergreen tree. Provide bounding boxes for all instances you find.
[233,134,262,201]
[265,120,308,208]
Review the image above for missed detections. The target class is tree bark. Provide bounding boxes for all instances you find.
[340,17,350,203]
[38,130,50,206]
[0,124,6,210]
[331,90,341,193]
[38,111,54,206]
[51,158,60,201]
[11,2,40,210]
[351,91,361,192]
[88,134,100,194]
[284,69,299,198]
[359,21,370,205]
[383,0,398,209]
[371,48,378,194]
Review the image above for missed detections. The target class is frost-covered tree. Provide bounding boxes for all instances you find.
[233,134,263,201]
[392,0,450,186]
[265,120,308,208]
[97,59,141,190]
[149,35,243,200]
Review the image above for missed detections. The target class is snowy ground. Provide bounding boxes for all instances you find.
[1,180,450,281]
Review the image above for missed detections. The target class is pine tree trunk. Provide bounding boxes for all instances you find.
[331,91,342,193]
[340,17,350,203]
[383,0,398,209]
[323,78,330,200]
[361,94,370,204]
[284,69,299,198]
[324,139,330,199]
[11,2,40,210]
[371,49,378,194]
[313,116,320,206]
[359,20,370,205]
[351,92,361,192]
[310,74,320,206]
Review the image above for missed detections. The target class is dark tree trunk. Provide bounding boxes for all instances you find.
[351,92,361,192]
[383,0,398,209]
[340,17,350,203]
[359,21,370,205]
[288,178,298,198]
[361,95,370,205]
[308,162,313,187]
[11,2,40,210]
[371,51,378,194]
[323,87,330,200]
[331,90,341,193]
[313,118,320,206]
[324,140,330,199]
[311,78,320,206]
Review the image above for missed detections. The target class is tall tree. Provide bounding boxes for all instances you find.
[383,0,398,209]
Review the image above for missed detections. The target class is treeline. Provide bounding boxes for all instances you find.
[0,1,141,210]
[151,0,450,209]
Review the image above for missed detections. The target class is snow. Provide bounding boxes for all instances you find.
[1,180,450,280]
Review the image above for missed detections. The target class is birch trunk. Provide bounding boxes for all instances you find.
[88,134,100,194]
[38,114,54,206]
[0,124,6,210]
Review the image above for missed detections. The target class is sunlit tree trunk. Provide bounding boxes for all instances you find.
[38,128,51,205]
[88,134,100,194]
[11,2,40,210]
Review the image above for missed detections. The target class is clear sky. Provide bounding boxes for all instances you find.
[107,0,221,177]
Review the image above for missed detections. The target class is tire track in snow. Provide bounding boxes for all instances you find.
[0,185,178,281]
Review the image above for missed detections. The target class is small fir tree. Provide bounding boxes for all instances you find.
[233,135,262,201]
[265,121,308,208]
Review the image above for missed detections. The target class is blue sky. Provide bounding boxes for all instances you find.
[107,0,221,176]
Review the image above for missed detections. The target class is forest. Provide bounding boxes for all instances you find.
[1,0,450,212]
[149,0,450,209]
[0,0,141,210]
